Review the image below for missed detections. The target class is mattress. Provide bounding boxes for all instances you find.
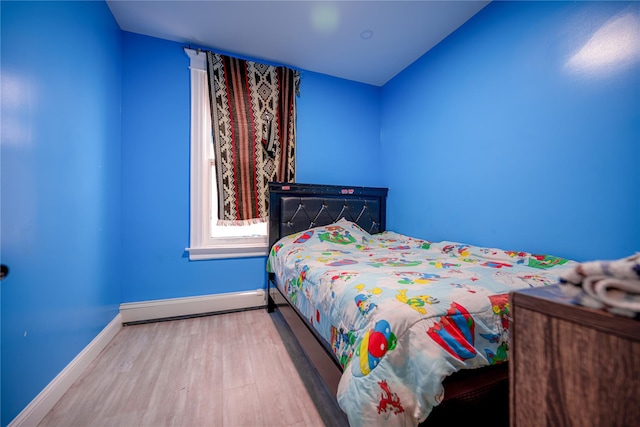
[267,219,576,426]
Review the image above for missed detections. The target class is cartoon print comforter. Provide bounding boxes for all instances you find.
[267,219,576,426]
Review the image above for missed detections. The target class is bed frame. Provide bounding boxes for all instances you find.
[266,182,509,425]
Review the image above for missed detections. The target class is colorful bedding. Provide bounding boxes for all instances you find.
[267,219,576,426]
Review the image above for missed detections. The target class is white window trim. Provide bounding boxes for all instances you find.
[184,48,268,260]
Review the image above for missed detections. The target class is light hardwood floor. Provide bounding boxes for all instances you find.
[38,309,349,427]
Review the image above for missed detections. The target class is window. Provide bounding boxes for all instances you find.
[185,48,268,260]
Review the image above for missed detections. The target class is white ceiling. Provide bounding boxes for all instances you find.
[107,1,490,87]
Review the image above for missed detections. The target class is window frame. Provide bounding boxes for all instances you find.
[185,48,268,261]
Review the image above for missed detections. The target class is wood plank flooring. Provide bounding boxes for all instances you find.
[38,309,349,427]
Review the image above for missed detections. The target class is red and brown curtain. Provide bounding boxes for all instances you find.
[206,52,299,225]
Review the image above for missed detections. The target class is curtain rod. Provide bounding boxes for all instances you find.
[183,45,209,54]
[182,45,302,76]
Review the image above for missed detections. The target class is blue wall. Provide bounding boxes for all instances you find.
[120,32,381,303]
[297,71,382,186]
[0,1,122,425]
[381,1,640,262]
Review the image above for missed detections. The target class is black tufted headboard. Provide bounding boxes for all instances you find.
[268,182,388,250]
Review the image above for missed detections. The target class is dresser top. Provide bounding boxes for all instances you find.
[511,284,640,342]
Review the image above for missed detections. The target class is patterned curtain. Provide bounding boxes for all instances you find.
[206,52,299,225]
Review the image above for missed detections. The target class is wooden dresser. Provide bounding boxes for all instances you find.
[509,285,640,427]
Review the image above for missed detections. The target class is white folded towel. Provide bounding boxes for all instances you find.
[559,253,640,317]
[561,253,640,285]
[592,277,640,312]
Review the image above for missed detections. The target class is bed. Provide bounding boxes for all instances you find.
[266,182,575,426]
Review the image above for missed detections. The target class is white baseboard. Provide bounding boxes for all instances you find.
[119,289,267,324]
[8,313,123,427]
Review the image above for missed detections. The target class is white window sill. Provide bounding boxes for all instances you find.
[186,243,269,260]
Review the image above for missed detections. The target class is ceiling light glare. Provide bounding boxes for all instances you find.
[311,4,339,33]
[565,13,640,76]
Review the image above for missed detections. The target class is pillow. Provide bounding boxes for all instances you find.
[287,218,373,246]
